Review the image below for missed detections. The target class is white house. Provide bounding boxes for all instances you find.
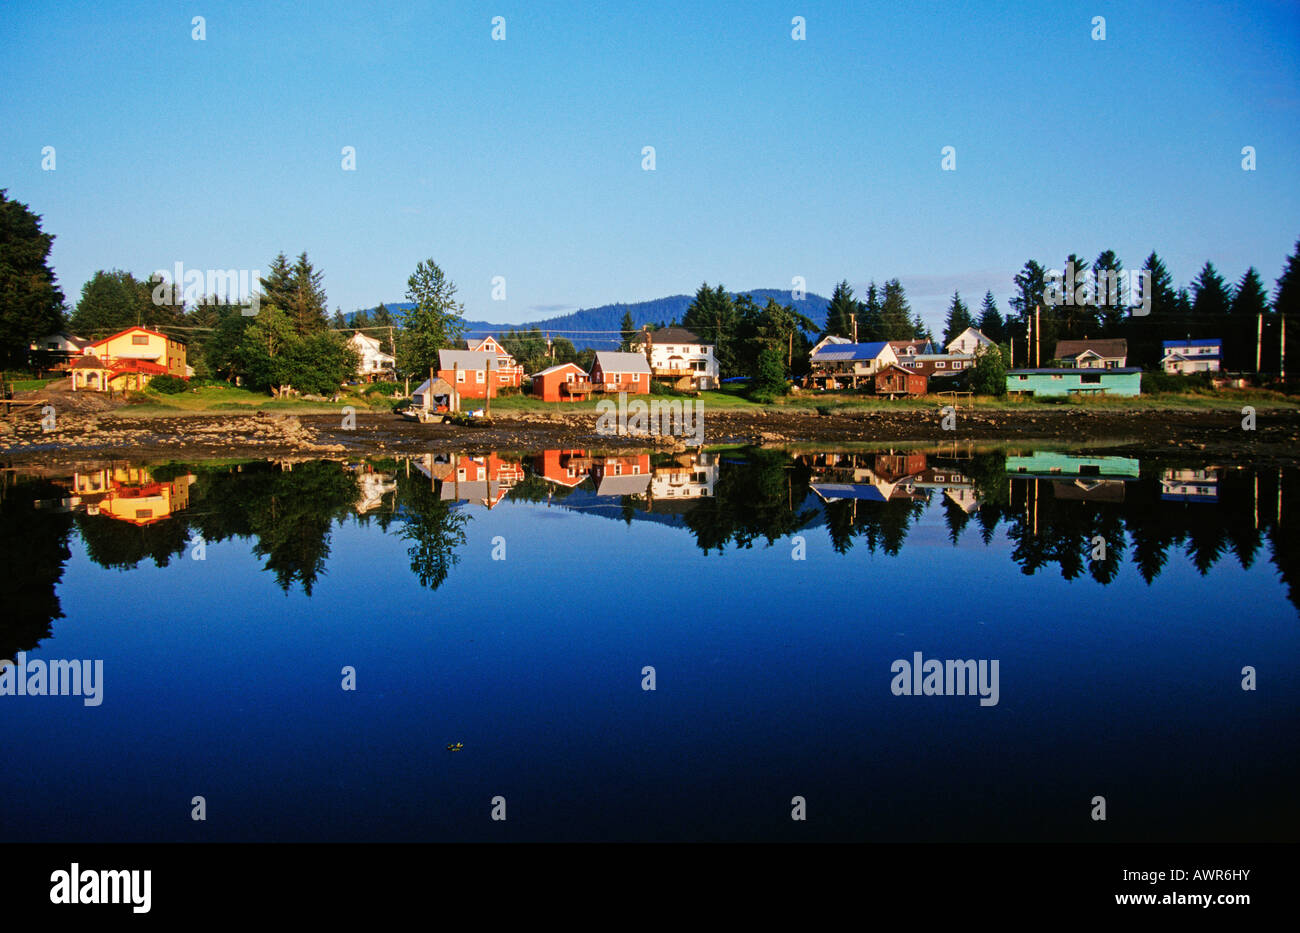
[1160,339,1222,374]
[946,327,994,356]
[1054,339,1128,369]
[629,326,719,390]
[348,332,396,382]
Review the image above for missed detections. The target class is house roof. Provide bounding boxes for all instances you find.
[1008,367,1141,375]
[811,341,892,362]
[592,351,652,374]
[1162,338,1222,349]
[439,349,499,371]
[72,355,106,369]
[1054,338,1127,359]
[87,326,185,347]
[595,473,651,497]
[632,326,704,346]
[532,362,587,378]
[945,328,992,350]
[889,339,933,354]
[413,377,456,397]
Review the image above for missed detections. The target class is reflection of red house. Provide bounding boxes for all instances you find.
[874,452,928,481]
[591,454,652,496]
[873,364,927,397]
[533,449,594,487]
[532,363,593,402]
[438,453,525,509]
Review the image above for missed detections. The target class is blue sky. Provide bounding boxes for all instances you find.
[2,0,1298,331]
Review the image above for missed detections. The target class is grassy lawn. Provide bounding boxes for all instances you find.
[108,384,398,416]
[9,377,58,392]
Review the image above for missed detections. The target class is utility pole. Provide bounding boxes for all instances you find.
[1034,304,1041,368]
[1257,313,1264,373]
[1281,314,1287,381]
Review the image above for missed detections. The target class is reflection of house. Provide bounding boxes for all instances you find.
[801,451,925,503]
[348,332,396,382]
[591,454,651,496]
[806,342,898,389]
[72,465,195,525]
[590,352,651,394]
[348,464,396,513]
[629,326,719,390]
[1005,368,1141,397]
[531,363,593,402]
[1161,467,1219,502]
[648,452,716,505]
[72,327,188,393]
[466,336,524,388]
[533,449,595,488]
[1054,338,1127,368]
[1005,452,1140,479]
[418,453,524,509]
[1161,339,1221,374]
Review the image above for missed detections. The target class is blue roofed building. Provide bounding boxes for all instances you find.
[806,340,898,389]
[1160,339,1222,374]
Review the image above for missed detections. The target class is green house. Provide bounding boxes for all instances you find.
[1005,367,1141,397]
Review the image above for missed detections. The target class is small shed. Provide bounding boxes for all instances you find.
[874,363,927,397]
[412,377,458,412]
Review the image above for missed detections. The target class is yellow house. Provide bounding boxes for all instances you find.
[72,327,188,392]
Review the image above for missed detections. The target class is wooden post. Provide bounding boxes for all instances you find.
[1034,305,1040,368]
[485,360,492,415]
[1257,313,1264,373]
[1281,314,1287,382]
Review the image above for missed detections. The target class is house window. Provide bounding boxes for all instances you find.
[476,370,485,383]
[952,361,963,370]
[1052,374,1063,380]
[132,335,149,345]
[936,361,945,368]
[1081,373,1101,384]
[456,370,465,383]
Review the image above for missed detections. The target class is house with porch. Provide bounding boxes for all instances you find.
[1160,339,1222,374]
[466,336,524,388]
[629,326,719,390]
[531,362,593,402]
[806,341,898,389]
[436,348,502,400]
[348,332,396,382]
[873,363,928,397]
[590,351,652,394]
[72,327,188,393]
[29,333,92,372]
[1053,338,1128,369]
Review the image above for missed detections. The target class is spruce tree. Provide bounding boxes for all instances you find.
[1229,267,1270,371]
[977,291,1004,344]
[943,291,972,346]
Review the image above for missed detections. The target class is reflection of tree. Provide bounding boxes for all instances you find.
[75,512,190,569]
[0,479,72,657]
[682,449,817,553]
[188,461,360,595]
[394,469,469,590]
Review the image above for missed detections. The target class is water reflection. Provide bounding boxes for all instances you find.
[1,445,1296,657]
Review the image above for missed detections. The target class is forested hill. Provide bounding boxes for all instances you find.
[367,289,830,350]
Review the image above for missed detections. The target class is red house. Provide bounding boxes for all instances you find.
[533,449,594,488]
[466,336,523,388]
[873,364,927,397]
[590,351,651,395]
[436,349,502,401]
[531,362,593,402]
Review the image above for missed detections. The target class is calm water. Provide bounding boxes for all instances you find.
[1,447,1296,842]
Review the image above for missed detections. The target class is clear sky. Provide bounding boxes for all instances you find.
[2,0,1298,331]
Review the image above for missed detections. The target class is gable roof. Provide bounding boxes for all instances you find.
[1162,338,1222,350]
[532,362,588,379]
[811,341,892,362]
[592,351,652,374]
[87,326,185,347]
[945,328,992,351]
[439,348,499,371]
[632,326,704,346]
[1054,338,1127,360]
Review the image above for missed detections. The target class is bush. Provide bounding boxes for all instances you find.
[148,375,189,394]
[1141,370,1214,394]
[749,348,789,400]
[363,381,403,396]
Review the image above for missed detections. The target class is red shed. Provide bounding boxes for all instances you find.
[874,363,927,397]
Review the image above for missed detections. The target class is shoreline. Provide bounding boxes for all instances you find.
[2,406,1298,468]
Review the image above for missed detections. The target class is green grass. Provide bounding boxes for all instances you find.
[10,377,57,392]
[107,384,395,416]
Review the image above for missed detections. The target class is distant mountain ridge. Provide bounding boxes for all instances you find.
[365,289,830,351]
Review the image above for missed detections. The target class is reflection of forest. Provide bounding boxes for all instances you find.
[1,448,1295,654]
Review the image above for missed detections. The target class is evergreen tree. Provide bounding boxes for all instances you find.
[396,259,467,377]
[977,291,1005,344]
[1093,250,1125,336]
[856,282,884,342]
[619,309,636,351]
[70,270,150,336]
[372,303,393,328]
[823,280,862,340]
[1273,238,1300,375]
[330,309,347,329]
[259,253,295,314]
[879,279,914,340]
[682,283,740,376]
[942,291,972,346]
[1059,253,1098,339]
[289,252,328,334]
[1125,252,1177,367]
[1229,267,1270,371]
[0,190,65,368]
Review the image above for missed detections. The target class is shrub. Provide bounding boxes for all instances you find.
[148,375,189,394]
[363,381,403,396]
